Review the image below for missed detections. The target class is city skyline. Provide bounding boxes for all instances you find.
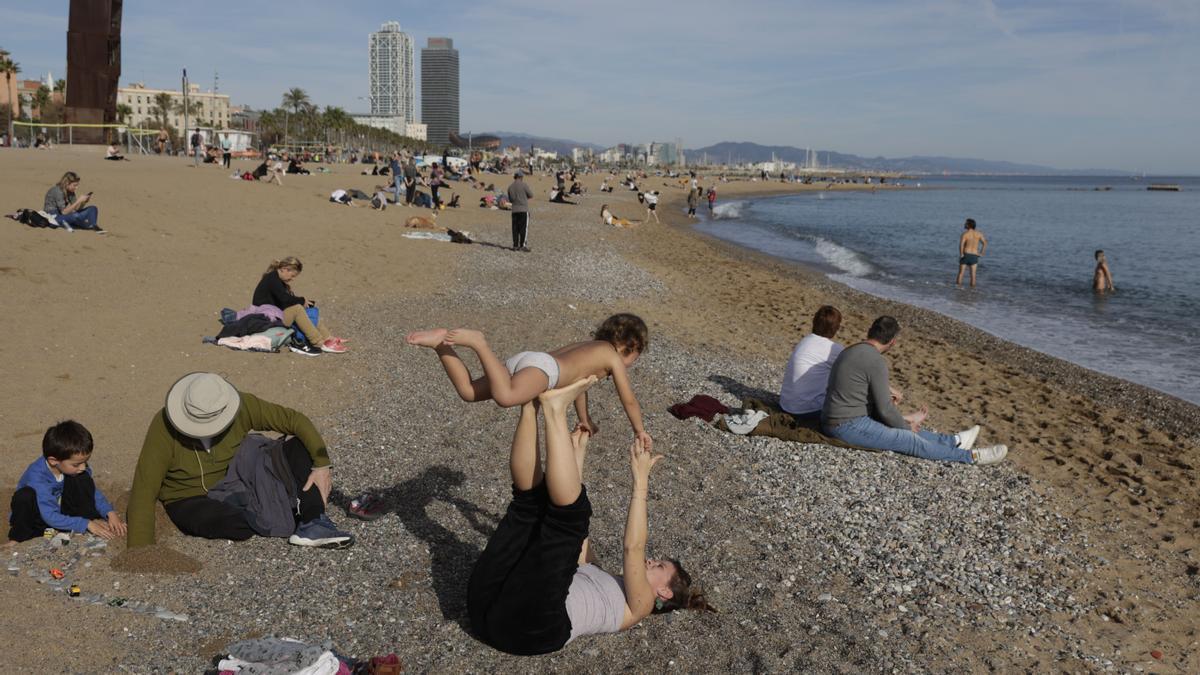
[3,1,1199,173]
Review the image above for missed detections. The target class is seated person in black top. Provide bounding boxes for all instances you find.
[549,188,576,205]
[252,256,347,355]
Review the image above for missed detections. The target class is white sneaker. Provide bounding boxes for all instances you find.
[972,444,1008,465]
[956,425,981,451]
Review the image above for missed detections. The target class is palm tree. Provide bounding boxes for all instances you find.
[151,92,173,128]
[53,78,66,98]
[115,103,132,124]
[1,54,19,141]
[280,87,309,147]
[33,84,50,121]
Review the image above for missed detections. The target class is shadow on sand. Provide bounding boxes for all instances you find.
[707,374,778,406]
[334,466,498,630]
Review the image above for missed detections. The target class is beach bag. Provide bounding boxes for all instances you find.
[291,307,319,340]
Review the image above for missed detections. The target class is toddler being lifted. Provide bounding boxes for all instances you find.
[407,314,652,448]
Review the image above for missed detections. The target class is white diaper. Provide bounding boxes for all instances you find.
[504,351,560,388]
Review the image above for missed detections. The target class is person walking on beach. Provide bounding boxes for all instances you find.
[955,218,988,287]
[507,170,534,252]
[686,188,698,218]
[220,134,232,169]
[190,130,203,167]
[389,151,404,205]
[1093,250,1115,293]
[644,191,660,223]
[403,155,418,206]
[706,187,716,215]
[821,316,1008,465]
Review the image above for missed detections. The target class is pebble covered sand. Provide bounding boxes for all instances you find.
[6,175,1196,673]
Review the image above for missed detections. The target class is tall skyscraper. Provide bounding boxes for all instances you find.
[421,37,459,148]
[369,21,414,123]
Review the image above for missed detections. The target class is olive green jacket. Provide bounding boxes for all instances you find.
[126,393,330,547]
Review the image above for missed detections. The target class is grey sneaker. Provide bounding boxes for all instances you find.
[289,514,354,549]
[289,342,322,357]
[956,425,981,451]
[972,444,1008,465]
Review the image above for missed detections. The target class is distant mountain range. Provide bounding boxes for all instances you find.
[477,134,1125,175]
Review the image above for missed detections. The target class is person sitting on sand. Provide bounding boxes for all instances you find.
[549,187,576,205]
[44,171,106,234]
[780,306,904,424]
[253,256,348,355]
[329,189,355,206]
[600,204,635,228]
[821,316,1007,465]
[371,185,391,210]
[406,313,653,448]
[955,218,988,287]
[126,373,354,549]
[1093,250,1115,293]
[254,157,283,186]
[8,420,126,543]
[469,380,713,655]
[286,155,310,175]
[104,144,128,161]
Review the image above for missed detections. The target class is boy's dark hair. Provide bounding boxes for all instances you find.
[1095,249,1104,259]
[811,305,842,339]
[866,316,901,344]
[653,559,717,614]
[43,420,94,461]
[595,313,649,355]
[964,218,977,230]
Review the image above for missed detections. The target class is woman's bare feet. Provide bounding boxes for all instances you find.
[405,328,447,347]
[571,428,591,479]
[444,328,485,348]
[538,376,598,413]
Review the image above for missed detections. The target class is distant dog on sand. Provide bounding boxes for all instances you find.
[404,213,439,229]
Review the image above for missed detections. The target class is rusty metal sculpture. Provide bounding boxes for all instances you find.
[65,0,122,143]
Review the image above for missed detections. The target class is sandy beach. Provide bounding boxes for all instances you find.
[1,147,1197,672]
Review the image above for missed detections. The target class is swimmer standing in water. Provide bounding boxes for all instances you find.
[1093,250,1115,292]
[955,218,988,287]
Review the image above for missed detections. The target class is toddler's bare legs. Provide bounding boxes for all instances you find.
[539,376,598,506]
[406,328,493,401]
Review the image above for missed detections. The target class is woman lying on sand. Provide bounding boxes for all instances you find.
[252,256,347,355]
[600,204,636,228]
[468,377,713,655]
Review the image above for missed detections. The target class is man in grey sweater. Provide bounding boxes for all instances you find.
[507,170,535,252]
[821,316,1007,464]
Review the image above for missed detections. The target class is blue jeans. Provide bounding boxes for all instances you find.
[59,206,100,230]
[824,415,972,464]
[391,174,403,203]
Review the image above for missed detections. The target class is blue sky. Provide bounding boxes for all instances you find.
[4,0,1198,172]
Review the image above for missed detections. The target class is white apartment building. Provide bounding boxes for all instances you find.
[118,83,230,130]
[369,21,415,125]
[350,114,427,141]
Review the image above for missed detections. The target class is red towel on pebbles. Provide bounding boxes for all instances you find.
[668,395,729,422]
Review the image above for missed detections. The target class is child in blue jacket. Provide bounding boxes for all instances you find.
[7,420,125,542]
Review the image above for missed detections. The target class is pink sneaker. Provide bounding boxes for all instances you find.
[321,339,347,354]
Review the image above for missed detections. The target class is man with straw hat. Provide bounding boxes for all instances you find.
[126,372,354,549]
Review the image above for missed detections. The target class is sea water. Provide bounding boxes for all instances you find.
[697,176,1200,404]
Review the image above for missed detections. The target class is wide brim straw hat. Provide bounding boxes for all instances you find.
[165,372,240,439]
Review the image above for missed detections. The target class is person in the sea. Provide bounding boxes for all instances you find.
[955,218,988,287]
[125,372,355,549]
[467,377,713,655]
[1093,250,1115,292]
[821,316,1008,465]
[405,313,653,449]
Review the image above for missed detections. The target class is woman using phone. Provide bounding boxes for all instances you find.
[44,171,105,233]
[252,256,348,355]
